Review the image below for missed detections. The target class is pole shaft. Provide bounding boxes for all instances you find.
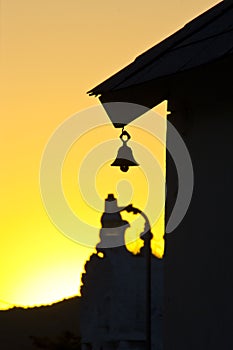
[146,234,151,350]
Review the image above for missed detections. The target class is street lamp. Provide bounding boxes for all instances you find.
[96,194,153,349]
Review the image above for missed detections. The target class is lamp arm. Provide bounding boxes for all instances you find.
[120,204,151,234]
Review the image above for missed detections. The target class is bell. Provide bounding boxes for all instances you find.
[111,130,139,172]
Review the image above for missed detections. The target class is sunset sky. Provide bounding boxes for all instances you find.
[0,0,220,310]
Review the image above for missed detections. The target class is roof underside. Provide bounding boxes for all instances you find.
[88,0,233,97]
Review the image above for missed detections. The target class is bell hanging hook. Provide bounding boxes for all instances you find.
[120,128,131,143]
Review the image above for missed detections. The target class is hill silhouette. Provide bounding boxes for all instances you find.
[0,297,80,350]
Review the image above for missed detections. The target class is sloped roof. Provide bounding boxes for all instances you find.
[88,0,233,97]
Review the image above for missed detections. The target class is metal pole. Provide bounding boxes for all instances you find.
[145,229,152,350]
[122,206,152,350]
[139,212,152,350]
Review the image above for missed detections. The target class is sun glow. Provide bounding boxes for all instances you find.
[1,0,216,310]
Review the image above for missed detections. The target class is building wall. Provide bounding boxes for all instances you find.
[165,59,233,350]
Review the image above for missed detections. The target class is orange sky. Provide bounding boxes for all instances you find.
[0,0,220,310]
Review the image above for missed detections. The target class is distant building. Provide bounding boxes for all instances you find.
[80,195,163,350]
[87,1,233,349]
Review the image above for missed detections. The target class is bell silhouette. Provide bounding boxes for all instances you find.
[111,142,139,172]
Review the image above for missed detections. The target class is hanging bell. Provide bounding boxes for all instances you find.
[111,130,139,172]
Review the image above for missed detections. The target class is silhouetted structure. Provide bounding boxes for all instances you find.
[88,1,233,349]
[79,195,163,350]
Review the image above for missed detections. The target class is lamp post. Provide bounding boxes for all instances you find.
[122,204,153,350]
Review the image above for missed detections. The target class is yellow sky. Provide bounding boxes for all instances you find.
[0,0,220,310]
